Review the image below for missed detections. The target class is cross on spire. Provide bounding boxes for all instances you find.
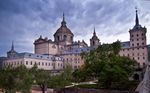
[61,12,66,26]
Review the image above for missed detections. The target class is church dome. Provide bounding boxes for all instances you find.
[54,26,73,36]
[54,14,73,36]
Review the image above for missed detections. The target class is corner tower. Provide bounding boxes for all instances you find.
[128,8,148,67]
[129,9,147,47]
[90,28,100,46]
[7,41,18,58]
[54,13,74,45]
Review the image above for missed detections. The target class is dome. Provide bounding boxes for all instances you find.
[54,26,73,36]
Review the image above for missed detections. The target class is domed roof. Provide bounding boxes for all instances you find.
[54,26,73,36]
[54,14,73,36]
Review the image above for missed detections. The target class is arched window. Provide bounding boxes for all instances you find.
[93,41,95,45]
[57,36,60,41]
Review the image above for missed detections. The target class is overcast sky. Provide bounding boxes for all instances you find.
[0,0,150,56]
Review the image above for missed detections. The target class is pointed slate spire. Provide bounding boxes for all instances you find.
[11,41,14,51]
[93,27,96,36]
[61,12,66,26]
[135,7,139,26]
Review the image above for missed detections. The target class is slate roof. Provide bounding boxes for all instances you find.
[7,52,63,61]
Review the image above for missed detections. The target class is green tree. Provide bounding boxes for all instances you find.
[0,65,33,93]
[34,69,50,93]
[79,41,136,89]
[48,64,72,88]
[14,65,33,93]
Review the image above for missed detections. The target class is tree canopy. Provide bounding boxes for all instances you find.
[73,41,137,89]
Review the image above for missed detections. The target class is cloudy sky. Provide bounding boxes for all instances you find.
[0,0,150,56]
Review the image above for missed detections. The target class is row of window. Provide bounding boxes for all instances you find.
[64,58,81,61]
[122,54,145,60]
[122,47,145,51]
[28,54,62,61]
[4,61,23,66]
[131,38,145,41]
[131,33,144,37]
[25,61,63,67]
[131,42,145,47]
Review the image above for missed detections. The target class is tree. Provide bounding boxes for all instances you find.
[34,69,50,93]
[48,64,73,88]
[14,65,33,93]
[0,65,33,93]
[79,41,137,89]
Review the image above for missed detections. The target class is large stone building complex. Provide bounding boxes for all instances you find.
[0,10,149,72]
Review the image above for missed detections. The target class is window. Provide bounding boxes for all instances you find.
[137,43,139,46]
[42,62,44,66]
[137,39,139,41]
[132,53,134,56]
[57,36,60,41]
[142,33,144,36]
[39,62,40,65]
[45,63,47,66]
[138,57,140,60]
[131,35,134,37]
[128,54,129,57]
[137,34,139,37]
[132,44,134,47]
[142,42,144,45]
[64,35,67,40]
[49,63,50,66]
[30,61,32,65]
[143,57,145,59]
[26,61,28,65]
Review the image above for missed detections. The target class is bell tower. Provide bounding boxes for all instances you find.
[129,8,147,48]
[90,27,100,46]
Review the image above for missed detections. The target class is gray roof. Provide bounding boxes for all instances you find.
[7,52,63,61]
[121,41,130,49]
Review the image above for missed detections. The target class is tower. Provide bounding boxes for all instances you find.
[54,13,74,45]
[7,41,18,58]
[129,9,147,47]
[90,27,100,46]
[128,8,148,67]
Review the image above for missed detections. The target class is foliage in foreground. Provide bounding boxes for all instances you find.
[73,41,137,89]
[0,65,33,93]
[0,64,73,93]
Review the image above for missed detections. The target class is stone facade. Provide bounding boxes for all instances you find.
[4,52,63,70]
[119,10,148,68]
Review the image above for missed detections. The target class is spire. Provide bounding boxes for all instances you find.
[93,27,96,36]
[11,41,14,51]
[135,7,139,26]
[61,12,66,26]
